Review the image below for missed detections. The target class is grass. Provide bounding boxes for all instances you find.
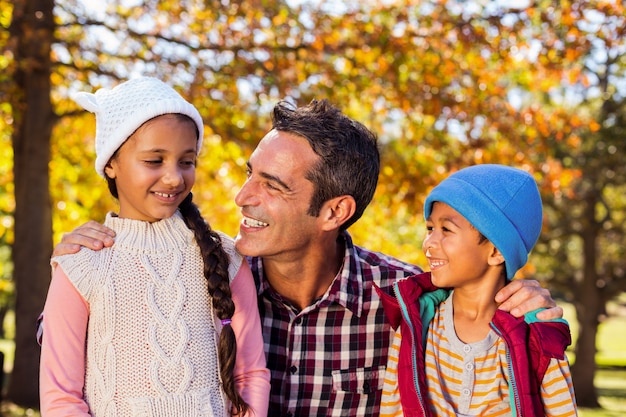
[564,296,626,415]
[0,299,624,416]
[578,369,626,417]
[562,294,626,368]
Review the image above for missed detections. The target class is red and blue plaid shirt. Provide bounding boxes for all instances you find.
[249,231,422,417]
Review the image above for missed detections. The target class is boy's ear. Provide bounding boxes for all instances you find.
[320,195,356,231]
[488,245,506,267]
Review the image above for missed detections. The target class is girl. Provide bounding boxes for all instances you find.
[39,77,270,416]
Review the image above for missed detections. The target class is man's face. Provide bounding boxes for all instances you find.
[234,129,325,262]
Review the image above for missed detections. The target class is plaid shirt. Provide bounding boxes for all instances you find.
[249,231,422,417]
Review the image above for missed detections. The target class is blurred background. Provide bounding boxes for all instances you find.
[0,0,625,415]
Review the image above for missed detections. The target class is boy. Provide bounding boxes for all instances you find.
[377,164,577,416]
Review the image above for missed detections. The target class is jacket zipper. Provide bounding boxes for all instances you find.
[490,323,521,417]
[394,282,427,416]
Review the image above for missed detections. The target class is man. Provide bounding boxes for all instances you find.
[51,99,561,416]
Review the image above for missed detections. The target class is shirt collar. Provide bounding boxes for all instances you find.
[249,231,364,317]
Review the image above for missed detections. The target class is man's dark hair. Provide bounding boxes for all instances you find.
[271,99,380,231]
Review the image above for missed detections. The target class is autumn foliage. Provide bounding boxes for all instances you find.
[1,0,625,408]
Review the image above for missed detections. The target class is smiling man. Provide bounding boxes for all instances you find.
[228,99,562,417]
[49,98,563,417]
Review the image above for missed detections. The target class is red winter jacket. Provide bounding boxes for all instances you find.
[376,272,571,417]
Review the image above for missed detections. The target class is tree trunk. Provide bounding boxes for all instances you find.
[570,200,601,408]
[571,299,600,407]
[0,305,9,339]
[7,0,55,407]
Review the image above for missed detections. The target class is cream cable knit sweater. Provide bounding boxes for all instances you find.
[52,212,239,416]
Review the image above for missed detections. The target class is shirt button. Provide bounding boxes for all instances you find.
[463,344,471,353]
[290,365,297,374]
[294,317,302,325]
[462,388,471,396]
[465,362,474,371]
[363,382,370,391]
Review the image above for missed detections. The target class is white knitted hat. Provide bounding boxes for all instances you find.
[72,77,204,177]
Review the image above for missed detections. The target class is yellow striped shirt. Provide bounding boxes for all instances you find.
[380,292,577,416]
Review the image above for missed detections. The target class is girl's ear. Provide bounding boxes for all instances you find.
[104,161,116,179]
[320,195,356,232]
[488,245,505,267]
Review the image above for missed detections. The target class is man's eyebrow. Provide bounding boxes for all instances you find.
[247,161,292,192]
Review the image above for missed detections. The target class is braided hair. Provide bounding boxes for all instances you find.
[179,193,249,415]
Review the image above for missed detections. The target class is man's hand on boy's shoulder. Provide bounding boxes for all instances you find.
[53,221,116,257]
[496,279,563,320]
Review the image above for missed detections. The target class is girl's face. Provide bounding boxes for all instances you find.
[104,114,197,222]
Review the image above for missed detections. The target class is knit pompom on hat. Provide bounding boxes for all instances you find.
[72,77,204,177]
[424,164,543,280]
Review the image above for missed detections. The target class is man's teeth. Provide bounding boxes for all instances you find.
[155,192,175,198]
[244,216,269,227]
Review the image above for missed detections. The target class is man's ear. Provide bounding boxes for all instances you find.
[320,195,356,231]
[488,245,506,267]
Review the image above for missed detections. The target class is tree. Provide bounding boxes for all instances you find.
[542,99,626,407]
[497,1,626,406]
[1,0,624,408]
[5,0,55,406]
[535,83,626,406]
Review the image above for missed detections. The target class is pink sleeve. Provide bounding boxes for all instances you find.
[230,260,270,417]
[39,266,91,416]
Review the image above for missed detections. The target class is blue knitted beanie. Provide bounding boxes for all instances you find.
[424,164,543,280]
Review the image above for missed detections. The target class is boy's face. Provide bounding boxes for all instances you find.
[423,202,502,288]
